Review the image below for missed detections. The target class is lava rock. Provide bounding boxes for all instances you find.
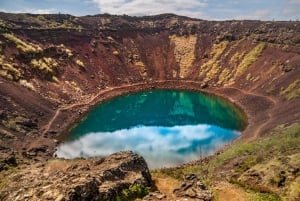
[3,151,152,201]
[143,191,166,200]
[0,152,17,171]
[174,173,213,201]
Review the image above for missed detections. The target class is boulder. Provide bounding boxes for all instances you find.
[173,174,212,201]
[0,151,17,171]
[143,191,166,200]
[1,151,152,201]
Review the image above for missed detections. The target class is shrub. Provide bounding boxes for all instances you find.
[0,63,21,81]
[201,41,229,81]
[31,57,58,79]
[250,192,283,201]
[19,79,35,91]
[75,59,85,68]
[235,42,265,77]
[115,184,150,201]
[280,79,300,100]
[58,44,73,57]
[3,33,42,53]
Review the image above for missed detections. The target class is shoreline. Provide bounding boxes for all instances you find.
[38,80,276,163]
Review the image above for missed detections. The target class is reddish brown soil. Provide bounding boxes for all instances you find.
[0,13,299,163]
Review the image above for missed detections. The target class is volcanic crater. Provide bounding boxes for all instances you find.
[0,13,299,201]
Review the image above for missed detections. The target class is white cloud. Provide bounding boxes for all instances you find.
[91,0,208,18]
[285,0,300,3]
[235,9,272,20]
[282,7,300,17]
[55,124,239,168]
[12,8,58,14]
[282,0,300,19]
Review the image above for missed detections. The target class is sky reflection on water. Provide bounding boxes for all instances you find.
[55,90,245,168]
[56,124,239,168]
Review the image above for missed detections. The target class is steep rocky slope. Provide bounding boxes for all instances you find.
[1,151,152,201]
[0,13,299,200]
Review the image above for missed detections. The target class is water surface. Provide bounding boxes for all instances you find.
[56,90,246,168]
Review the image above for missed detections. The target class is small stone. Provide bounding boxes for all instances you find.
[113,50,119,55]
[174,174,212,201]
[55,194,65,201]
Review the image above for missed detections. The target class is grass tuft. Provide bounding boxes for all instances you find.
[280,79,300,100]
[75,59,85,68]
[31,57,57,74]
[235,42,265,77]
[3,33,42,53]
[0,62,21,81]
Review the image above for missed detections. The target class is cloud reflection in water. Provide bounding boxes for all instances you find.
[56,124,239,168]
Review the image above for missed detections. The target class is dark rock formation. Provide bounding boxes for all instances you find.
[0,12,299,201]
[1,151,152,201]
[143,191,167,200]
[0,151,17,171]
[174,174,212,201]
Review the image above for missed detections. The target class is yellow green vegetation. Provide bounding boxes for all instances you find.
[170,34,197,78]
[65,80,82,93]
[155,123,300,201]
[0,128,15,139]
[36,15,46,21]
[200,41,229,82]
[3,33,42,53]
[35,15,82,30]
[75,59,85,68]
[235,42,266,77]
[246,73,252,81]
[280,79,300,100]
[210,123,300,200]
[216,39,246,85]
[19,79,35,91]
[230,51,246,65]
[133,59,146,77]
[217,68,231,84]
[58,44,73,57]
[51,76,59,83]
[127,41,146,77]
[249,192,283,201]
[0,59,21,81]
[0,19,11,33]
[222,37,245,59]
[115,184,150,201]
[31,57,58,81]
[0,168,19,199]
[1,115,33,134]
[246,73,260,82]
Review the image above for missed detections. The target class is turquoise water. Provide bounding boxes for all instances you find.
[55,90,246,168]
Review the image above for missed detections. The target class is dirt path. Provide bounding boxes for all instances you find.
[42,82,148,135]
[152,174,180,200]
[226,86,277,105]
[152,175,250,201]
[42,81,278,140]
[214,181,249,201]
[221,87,278,141]
[42,93,99,135]
[42,87,116,135]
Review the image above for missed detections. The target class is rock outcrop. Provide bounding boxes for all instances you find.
[0,12,299,201]
[0,151,152,201]
[174,174,212,201]
[0,151,17,171]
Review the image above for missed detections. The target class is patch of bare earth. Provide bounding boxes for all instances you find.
[214,181,249,201]
[152,174,180,200]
